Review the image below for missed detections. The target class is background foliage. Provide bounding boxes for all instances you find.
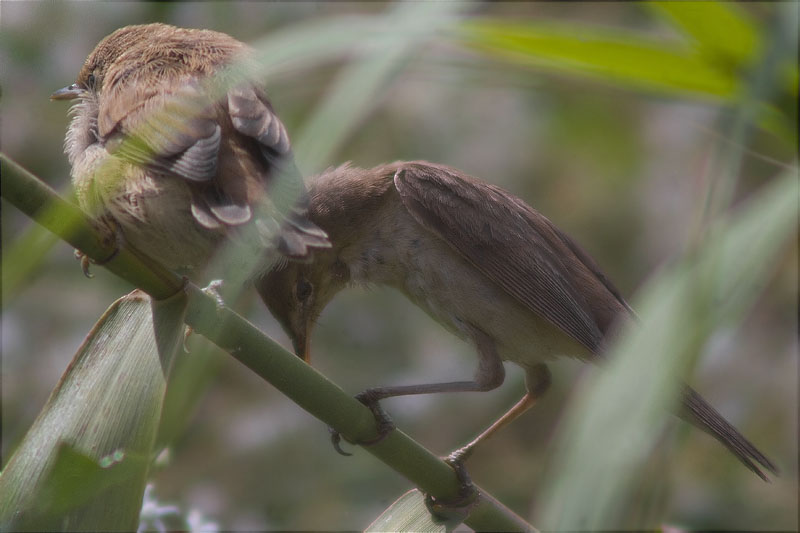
[1,2,796,531]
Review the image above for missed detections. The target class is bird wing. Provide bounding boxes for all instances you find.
[97,68,327,255]
[394,162,619,352]
[99,75,224,184]
[226,84,328,256]
[98,70,285,225]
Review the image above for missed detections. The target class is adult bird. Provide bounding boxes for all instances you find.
[53,23,329,279]
[258,160,777,482]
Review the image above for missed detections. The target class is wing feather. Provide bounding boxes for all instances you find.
[102,79,221,183]
[97,55,328,254]
[394,162,626,352]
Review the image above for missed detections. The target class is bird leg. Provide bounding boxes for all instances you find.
[424,462,478,525]
[330,327,506,456]
[446,363,551,466]
[330,377,506,456]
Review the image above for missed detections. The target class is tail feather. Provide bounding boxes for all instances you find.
[680,386,778,481]
[275,209,331,259]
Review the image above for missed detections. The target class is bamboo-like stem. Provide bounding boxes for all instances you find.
[1,152,535,532]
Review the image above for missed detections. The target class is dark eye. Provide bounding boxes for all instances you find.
[296,279,312,302]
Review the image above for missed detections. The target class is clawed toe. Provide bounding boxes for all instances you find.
[354,390,396,443]
[75,249,94,278]
[424,456,478,523]
[327,391,396,456]
[74,247,120,277]
[329,426,353,456]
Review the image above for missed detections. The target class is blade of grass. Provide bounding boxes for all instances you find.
[537,167,796,530]
[294,1,467,174]
[537,11,795,524]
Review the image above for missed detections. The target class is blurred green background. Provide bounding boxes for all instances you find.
[1,2,796,531]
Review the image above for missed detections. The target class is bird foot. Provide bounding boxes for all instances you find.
[74,218,124,278]
[444,444,474,466]
[74,246,122,278]
[329,390,396,456]
[424,456,478,524]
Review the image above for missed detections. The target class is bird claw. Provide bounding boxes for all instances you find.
[424,456,478,524]
[329,426,353,456]
[328,390,396,456]
[75,249,94,278]
[354,390,397,444]
[74,245,121,278]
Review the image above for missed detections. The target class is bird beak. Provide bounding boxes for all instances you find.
[50,84,83,101]
[291,329,311,364]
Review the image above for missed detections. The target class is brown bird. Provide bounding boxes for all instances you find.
[258,160,777,481]
[52,23,329,278]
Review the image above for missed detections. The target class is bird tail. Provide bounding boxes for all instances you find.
[265,160,331,260]
[275,209,331,259]
[680,386,778,481]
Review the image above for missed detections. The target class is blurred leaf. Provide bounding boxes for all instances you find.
[705,169,798,323]
[758,102,798,147]
[0,289,186,531]
[538,168,796,530]
[646,1,761,67]
[1,222,60,305]
[295,1,467,173]
[456,19,737,99]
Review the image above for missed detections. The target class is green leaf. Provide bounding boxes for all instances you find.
[37,445,149,516]
[646,1,761,68]
[0,289,186,531]
[456,19,738,99]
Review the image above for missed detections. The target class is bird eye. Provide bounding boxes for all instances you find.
[296,279,312,302]
[87,73,95,87]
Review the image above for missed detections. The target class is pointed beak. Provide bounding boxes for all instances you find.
[291,328,311,363]
[50,83,83,101]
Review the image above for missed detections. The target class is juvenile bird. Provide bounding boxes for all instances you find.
[258,160,777,481]
[52,23,329,278]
